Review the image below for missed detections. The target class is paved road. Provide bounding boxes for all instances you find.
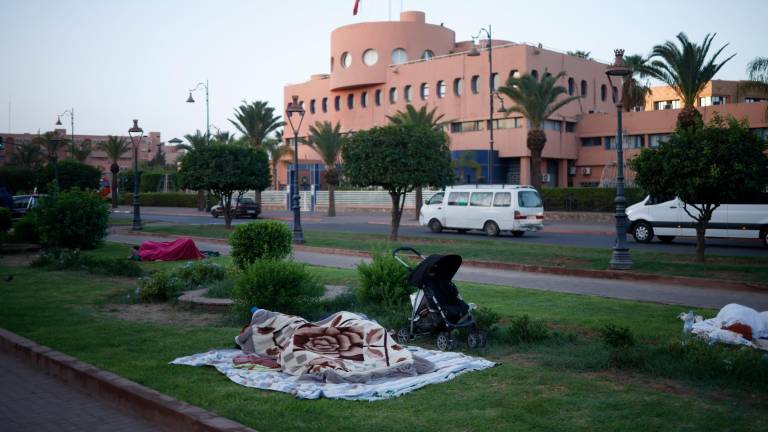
[111,210,767,257]
[108,232,768,311]
[0,350,163,432]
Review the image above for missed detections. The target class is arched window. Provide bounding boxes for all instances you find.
[309,99,316,114]
[341,52,352,69]
[375,89,382,106]
[580,80,588,98]
[361,91,368,108]
[437,80,446,98]
[391,48,408,65]
[362,49,378,66]
[471,75,480,94]
[421,49,434,60]
[453,78,463,96]
[531,69,539,80]
[568,78,575,96]
[491,73,499,91]
[509,69,520,79]
[347,93,354,109]
[404,85,413,102]
[420,83,429,100]
[334,95,341,111]
[322,97,328,113]
[389,87,398,104]
[600,84,607,102]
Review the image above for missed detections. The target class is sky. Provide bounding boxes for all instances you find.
[1,0,766,143]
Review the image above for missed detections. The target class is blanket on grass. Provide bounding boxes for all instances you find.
[234,310,429,383]
[170,346,496,401]
[136,238,204,261]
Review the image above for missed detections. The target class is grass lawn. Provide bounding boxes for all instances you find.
[141,224,768,284]
[1,243,765,431]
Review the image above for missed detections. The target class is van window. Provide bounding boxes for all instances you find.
[470,192,492,207]
[518,190,542,208]
[493,192,511,207]
[427,192,444,205]
[447,192,469,206]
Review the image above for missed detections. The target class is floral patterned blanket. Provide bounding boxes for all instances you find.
[234,310,430,383]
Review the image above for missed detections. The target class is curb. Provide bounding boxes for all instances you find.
[0,328,255,432]
[115,229,767,293]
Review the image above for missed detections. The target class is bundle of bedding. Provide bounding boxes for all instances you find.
[688,303,768,350]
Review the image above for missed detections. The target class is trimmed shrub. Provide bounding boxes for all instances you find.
[205,278,236,299]
[138,271,184,302]
[504,315,550,344]
[10,212,40,243]
[140,171,178,193]
[600,324,642,368]
[540,187,646,212]
[37,189,109,249]
[229,221,292,270]
[473,306,501,331]
[31,248,142,277]
[356,251,413,309]
[232,259,324,317]
[174,260,227,290]
[38,160,102,192]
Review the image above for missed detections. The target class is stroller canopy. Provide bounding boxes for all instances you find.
[408,254,462,288]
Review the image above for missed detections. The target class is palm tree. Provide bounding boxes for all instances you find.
[743,57,768,95]
[622,54,654,112]
[497,71,580,191]
[70,140,93,162]
[229,101,284,148]
[213,130,238,146]
[97,136,131,208]
[32,131,69,186]
[181,130,212,211]
[263,131,293,191]
[301,121,345,217]
[10,143,42,168]
[387,104,447,218]
[647,32,735,129]
[566,50,592,60]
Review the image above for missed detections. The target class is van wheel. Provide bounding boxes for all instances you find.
[429,219,443,233]
[212,211,219,218]
[484,221,500,237]
[632,221,654,243]
[512,231,525,238]
[658,236,675,243]
[456,229,468,234]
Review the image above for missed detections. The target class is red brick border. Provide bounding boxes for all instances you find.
[0,328,255,432]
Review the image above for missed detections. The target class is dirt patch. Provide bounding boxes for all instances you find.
[100,303,228,327]
[544,256,595,267]
[583,370,696,398]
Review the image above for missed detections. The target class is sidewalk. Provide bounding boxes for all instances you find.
[108,232,768,310]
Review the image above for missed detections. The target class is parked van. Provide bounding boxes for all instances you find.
[419,185,544,236]
[626,195,768,247]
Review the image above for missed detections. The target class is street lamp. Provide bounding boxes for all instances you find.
[55,108,75,154]
[186,81,210,146]
[605,49,633,270]
[467,25,495,184]
[286,95,306,244]
[128,119,144,231]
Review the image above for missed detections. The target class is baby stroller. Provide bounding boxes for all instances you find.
[393,247,487,350]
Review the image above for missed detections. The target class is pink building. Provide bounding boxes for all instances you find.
[282,11,768,188]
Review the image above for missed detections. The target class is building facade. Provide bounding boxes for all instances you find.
[281,11,768,189]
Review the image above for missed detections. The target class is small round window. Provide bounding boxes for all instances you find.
[363,49,379,66]
[392,48,408,65]
[341,52,352,69]
[421,50,434,60]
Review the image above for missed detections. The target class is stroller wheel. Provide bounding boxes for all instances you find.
[468,331,482,349]
[436,332,455,351]
[396,328,411,345]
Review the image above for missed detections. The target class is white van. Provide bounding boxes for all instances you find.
[626,195,768,247]
[419,185,544,237]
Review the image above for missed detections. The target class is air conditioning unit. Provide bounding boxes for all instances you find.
[568,166,577,176]
[582,167,592,176]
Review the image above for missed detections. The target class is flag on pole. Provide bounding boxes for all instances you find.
[353,0,360,15]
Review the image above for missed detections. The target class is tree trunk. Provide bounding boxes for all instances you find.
[389,191,403,241]
[223,195,233,229]
[527,129,547,191]
[328,184,336,217]
[413,187,423,220]
[197,190,205,212]
[111,171,119,209]
[272,165,278,190]
[254,190,262,211]
[677,106,702,130]
[695,222,707,263]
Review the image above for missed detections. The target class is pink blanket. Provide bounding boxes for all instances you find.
[138,238,204,261]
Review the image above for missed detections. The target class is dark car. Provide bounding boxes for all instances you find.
[211,197,260,219]
[12,194,46,219]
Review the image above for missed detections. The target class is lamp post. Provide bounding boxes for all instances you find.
[55,108,75,154]
[186,81,210,146]
[286,95,306,244]
[605,49,633,270]
[467,25,495,184]
[128,119,144,231]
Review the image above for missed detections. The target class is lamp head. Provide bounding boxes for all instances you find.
[286,95,305,118]
[128,119,144,148]
[605,49,631,78]
[467,39,481,57]
[55,116,62,126]
[186,92,195,103]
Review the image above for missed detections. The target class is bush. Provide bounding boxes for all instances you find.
[174,260,227,290]
[232,259,324,317]
[140,171,178,193]
[473,306,501,331]
[600,324,636,348]
[229,221,292,270]
[540,187,646,212]
[0,166,36,194]
[503,315,550,344]
[138,271,184,302]
[10,212,40,243]
[31,248,142,277]
[205,278,236,299]
[38,160,102,192]
[356,251,413,309]
[37,189,109,249]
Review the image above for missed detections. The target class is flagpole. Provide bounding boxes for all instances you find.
[388,0,391,20]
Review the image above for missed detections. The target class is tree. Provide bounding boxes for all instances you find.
[631,115,768,262]
[33,132,69,186]
[38,160,102,193]
[497,70,580,190]
[97,136,131,209]
[178,144,271,228]
[180,130,211,211]
[387,104,448,219]
[263,131,293,191]
[647,32,734,129]
[746,57,768,91]
[10,142,42,169]
[70,139,93,162]
[302,121,345,217]
[566,50,592,60]
[229,101,283,149]
[342,124,453,240]
[213,130,239,146]
[622,54,654,112]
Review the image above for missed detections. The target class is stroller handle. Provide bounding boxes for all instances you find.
[392,247,424,269]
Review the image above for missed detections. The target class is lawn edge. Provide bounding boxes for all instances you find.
[0,328,255,432]
[119,229,768,293]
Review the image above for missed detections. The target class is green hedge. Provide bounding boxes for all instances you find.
[119,192,217,208]
[540,187,646,212]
